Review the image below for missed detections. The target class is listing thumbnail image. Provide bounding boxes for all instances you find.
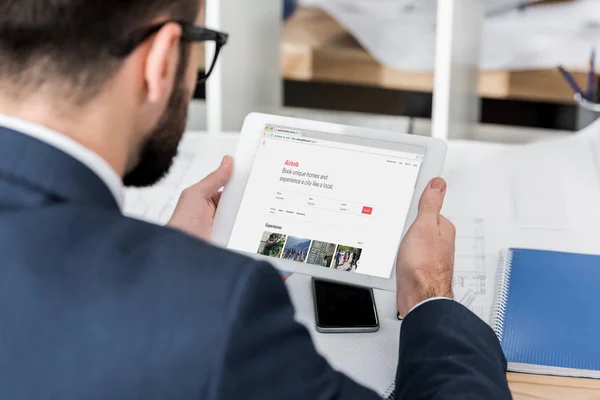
[306,241,336,268]
[332,245,363,272]
[281,236,311,263]
[257,231,287,258]
[257,232,363,273]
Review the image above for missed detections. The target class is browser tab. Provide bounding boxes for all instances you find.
[274,127,303,136]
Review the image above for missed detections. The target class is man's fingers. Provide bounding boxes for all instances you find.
[185,156,233,198]
[417,177,447,222]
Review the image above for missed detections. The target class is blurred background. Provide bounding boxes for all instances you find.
[188,0,600,143]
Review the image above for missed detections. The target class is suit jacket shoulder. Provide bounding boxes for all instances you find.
[0,205,282,398]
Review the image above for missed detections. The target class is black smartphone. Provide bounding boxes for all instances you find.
[312,277,379,333]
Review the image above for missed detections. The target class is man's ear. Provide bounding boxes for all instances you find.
[144,22,182,104]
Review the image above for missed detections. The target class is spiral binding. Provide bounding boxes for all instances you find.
[489,249,513,343]
[383,382,395,399]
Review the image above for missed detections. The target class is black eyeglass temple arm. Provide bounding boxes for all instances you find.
[182,25,229,45]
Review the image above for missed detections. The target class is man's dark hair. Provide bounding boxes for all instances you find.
[0,0,200,101]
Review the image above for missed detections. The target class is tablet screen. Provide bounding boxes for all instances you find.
[227,124,425,279]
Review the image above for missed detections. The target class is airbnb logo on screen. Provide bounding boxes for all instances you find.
[284,160,300,167]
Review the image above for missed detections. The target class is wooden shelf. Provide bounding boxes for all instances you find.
[197,8,587,104]
[281,8,588,104]
[198,7,587,104]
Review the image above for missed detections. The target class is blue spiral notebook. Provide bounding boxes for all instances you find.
[490,248,600,379]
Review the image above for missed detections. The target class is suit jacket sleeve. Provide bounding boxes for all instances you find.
[396,299,512,400]
[209,262,381,400]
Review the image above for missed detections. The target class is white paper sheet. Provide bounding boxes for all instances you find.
[300,0,600,71]
[449,217,496,323]
[510,162,570,229]
[442,119,600,329]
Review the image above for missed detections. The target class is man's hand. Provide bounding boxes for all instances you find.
[168,156,233,241]
[396,177,456,317]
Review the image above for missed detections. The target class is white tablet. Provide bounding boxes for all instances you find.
[212,113,447,291]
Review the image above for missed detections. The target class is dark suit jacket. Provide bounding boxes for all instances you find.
[0,126,512,399]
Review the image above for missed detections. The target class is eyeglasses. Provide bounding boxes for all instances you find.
[112,21,229,83]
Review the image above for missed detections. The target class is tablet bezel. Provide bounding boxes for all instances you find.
[211,113,447,291]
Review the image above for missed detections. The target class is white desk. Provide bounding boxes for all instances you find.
[124,131,600,399]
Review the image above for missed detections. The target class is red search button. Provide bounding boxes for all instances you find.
[362,206,373,215]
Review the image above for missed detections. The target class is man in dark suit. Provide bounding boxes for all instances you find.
[0,0,512,399]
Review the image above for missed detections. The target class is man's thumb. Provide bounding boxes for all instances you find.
[190,156,233,196]
[418,178,447,220]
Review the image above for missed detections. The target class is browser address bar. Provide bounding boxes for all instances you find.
[270,133,422,161]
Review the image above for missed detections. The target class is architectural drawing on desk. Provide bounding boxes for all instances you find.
[449,217,488,320]
[123,146,198,224]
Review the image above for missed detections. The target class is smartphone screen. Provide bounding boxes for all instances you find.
[312,278,379,330]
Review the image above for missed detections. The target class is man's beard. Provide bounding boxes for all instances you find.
[123,58,190,188]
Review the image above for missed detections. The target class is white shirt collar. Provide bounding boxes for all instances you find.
[0,113,124,209]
